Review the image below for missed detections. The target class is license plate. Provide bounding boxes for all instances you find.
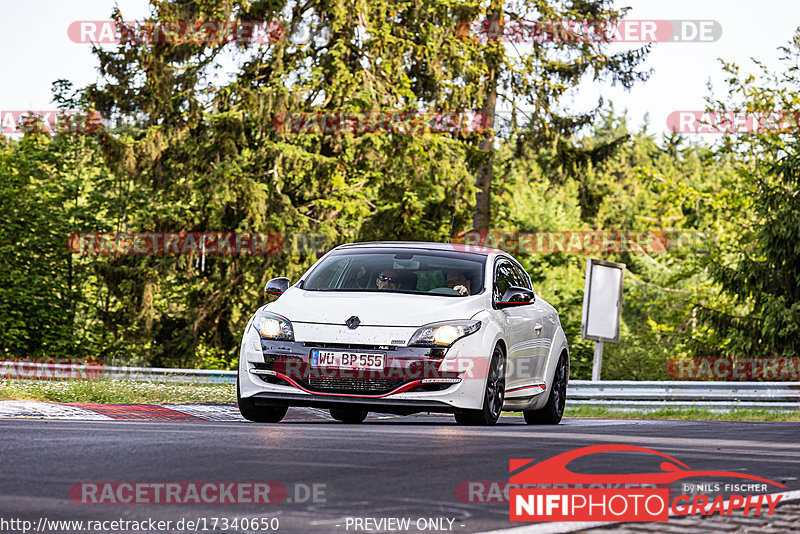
[310,350,385,370]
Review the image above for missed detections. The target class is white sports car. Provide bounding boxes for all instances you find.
[237,242,569,425]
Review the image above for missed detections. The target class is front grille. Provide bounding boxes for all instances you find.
[299,377,408,395]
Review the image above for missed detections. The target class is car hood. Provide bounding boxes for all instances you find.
[265,287,484,327]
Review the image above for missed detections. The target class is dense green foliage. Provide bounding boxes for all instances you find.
[0,1,797,377]
[696,147,800,359]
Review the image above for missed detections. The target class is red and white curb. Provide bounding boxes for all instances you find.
[0,401,395,422]
[0,401,239,421]
[0,401,114,420]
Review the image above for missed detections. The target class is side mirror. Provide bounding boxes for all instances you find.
[497,286,535,309]
[265,277,290,296]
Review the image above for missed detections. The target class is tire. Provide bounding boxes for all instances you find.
[524,351,568,425]
[329,407,368,423]
[454,345,505,426]
[237,375,288,423]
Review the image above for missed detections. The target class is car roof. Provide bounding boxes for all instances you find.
[333,241,507,256]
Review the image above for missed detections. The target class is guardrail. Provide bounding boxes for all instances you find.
[2,363,799,410]
[104,366,236,384]
[0,362,236,384]
[567,380,800,410]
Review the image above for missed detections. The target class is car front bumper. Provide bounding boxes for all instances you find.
[238,319,493,412]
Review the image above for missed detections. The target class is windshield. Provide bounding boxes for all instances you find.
[302,249,486,296]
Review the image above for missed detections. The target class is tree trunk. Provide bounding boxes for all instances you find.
[472,2,502,232]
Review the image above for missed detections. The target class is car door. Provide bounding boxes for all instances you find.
[512,263,552,383]
[493,259,545,391]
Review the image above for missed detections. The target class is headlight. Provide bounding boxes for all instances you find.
[408,320,481,347]
[256,312,294,341]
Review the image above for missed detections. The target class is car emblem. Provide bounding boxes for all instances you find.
[345,316,361,329]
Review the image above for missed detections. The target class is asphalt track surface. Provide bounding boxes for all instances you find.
[0,411,798,533]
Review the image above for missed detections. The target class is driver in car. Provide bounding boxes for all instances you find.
[445,271,471,296]
[376,269,400,290]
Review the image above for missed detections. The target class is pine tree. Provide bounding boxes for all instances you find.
[696,146,800,359]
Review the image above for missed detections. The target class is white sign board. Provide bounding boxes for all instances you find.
[581,259,625,343]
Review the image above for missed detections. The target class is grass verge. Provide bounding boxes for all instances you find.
[561,405,800,422]
[0,379,235,404]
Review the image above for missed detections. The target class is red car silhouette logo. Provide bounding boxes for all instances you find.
[510,444,785,487]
